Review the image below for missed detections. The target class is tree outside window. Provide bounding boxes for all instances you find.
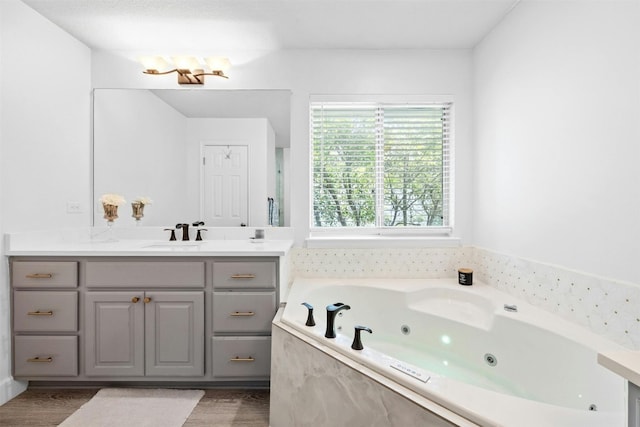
[311,102,451,229]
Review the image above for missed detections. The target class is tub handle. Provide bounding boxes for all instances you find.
[351,325,373,350]
[301,302,315,326]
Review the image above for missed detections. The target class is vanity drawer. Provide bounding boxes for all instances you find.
[213,292,276,334]
[13,291,78,332]
[86,261,205,288]
[12,261,78,288]
[14,336,78,377]
[213,261,276,289]
[211,336,271,378]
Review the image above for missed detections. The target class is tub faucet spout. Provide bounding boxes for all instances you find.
[325,302,351,338]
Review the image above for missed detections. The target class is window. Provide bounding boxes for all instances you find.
[311,101,452,231]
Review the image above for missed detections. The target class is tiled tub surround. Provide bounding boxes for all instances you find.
[289,247,640,350]
[273,278,626,427]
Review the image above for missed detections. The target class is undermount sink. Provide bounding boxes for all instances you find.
[143,242,203,251]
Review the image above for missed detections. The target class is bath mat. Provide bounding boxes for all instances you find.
[58,388,204,427]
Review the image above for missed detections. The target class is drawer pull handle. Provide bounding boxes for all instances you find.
[143,297,152,304]
[26,273,53,279]
[231,311,255,317]
[230,274,256,279]
[27,356,53,363]
[131,297,140,303]
[230,357,255,362]
[27,310,53,316]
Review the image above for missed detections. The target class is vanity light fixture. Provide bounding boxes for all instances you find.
[139,56,231,84]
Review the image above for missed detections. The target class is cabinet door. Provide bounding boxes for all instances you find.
[144,291,204,376]
[85,292,144,376]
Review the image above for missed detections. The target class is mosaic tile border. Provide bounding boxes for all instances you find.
[290,247,472,279]
[471,247,640,350]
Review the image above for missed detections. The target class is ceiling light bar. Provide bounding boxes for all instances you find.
[139,56,231,84]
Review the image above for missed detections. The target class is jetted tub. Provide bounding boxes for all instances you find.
[279,278,626,427]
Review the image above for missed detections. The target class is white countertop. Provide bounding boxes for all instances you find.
[597,350,640,387]
[4,227,294,257]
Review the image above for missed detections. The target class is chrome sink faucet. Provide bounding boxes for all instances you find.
[325,303,351,338]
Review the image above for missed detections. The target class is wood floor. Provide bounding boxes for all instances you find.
[0,388,270,427]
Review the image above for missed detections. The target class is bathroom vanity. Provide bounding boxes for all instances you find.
[6,229,293,385]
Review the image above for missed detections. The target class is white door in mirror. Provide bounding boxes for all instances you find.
[202,145,248,226]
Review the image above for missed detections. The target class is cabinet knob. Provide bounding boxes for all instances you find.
[231,311,255,317]
[131,297,140,303]
[144,297,152,304]
[27,310,54,316]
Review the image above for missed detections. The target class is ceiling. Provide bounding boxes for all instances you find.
[23,0,521,149]
[22,0,522,51]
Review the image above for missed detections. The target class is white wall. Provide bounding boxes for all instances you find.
[185,118,274,226]
[0,0,91,404]
[93,89,190,226]
[0,0,6,406]
[92,49,474,245]
[473,0,640,284]
[1,0,637,404]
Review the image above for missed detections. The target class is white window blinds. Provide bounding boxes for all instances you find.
[311,102,452,229]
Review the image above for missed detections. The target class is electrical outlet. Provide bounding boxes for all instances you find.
[67,201,82,214]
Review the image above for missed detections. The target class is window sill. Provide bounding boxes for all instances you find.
[305,234,461,249]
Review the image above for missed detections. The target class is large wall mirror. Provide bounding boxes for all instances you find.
[93,88,291,227]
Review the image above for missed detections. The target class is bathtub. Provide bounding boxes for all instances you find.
[278,278,626,426]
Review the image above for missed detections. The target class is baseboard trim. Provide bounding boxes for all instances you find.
[0,376,28,405]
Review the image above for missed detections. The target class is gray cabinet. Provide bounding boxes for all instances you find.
[84,291,144,376]
[211,260,276,379]
[213,291,276,334]
[14,291,78,332]
[11,261,79,379]
[212,261,276,289]
[12,261,78,288]
[14,336,78,377]
[212,336,271,378]
[85,261,205,288]
[145,291,204,376]
[85,291,204,377]
[10,256,279,384]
